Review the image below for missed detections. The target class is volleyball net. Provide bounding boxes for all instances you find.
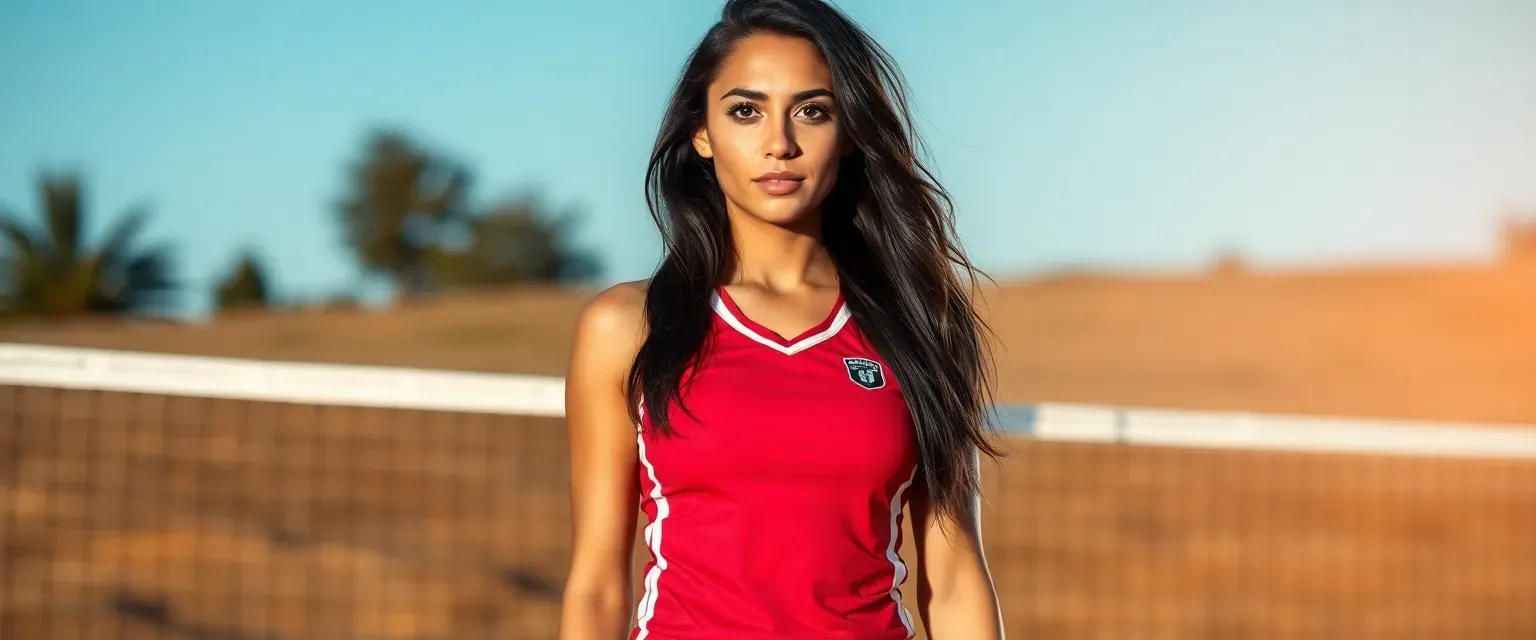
[2,343,1534,639]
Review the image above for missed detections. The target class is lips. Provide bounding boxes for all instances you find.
[754,171,805,196]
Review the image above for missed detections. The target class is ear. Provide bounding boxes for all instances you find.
[692,125,714,159]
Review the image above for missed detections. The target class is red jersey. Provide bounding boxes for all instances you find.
[630,285,921,639]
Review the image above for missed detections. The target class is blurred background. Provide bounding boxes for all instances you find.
[2,0,1535,638]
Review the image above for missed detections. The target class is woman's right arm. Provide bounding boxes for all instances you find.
[558,282,648,639]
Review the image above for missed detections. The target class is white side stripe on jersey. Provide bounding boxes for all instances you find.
[634,400,670,638]
[886,464,919,638]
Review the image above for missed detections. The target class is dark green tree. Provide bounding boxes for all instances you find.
[0,174,177,319]
[334,129,470,300]
[213,249,272,312]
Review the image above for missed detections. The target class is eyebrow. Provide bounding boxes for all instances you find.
[720,87,834,102]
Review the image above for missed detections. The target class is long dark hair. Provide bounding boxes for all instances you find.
[627,0,1004,528]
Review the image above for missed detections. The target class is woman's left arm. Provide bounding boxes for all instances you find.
[909,449,1005,639]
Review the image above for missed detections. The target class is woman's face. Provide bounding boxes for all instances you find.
[694,33,846,228]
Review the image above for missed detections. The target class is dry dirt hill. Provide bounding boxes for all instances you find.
[5,264,1536,424]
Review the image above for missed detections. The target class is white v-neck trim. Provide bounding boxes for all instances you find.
[711,292,851,356]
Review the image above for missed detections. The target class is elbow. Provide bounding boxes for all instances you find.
[921,574,989,610]
[559,579,632,637]
[562,578,630,612]
[917,568,1005,636]
[937,579,998,609]
[920,561,989,604]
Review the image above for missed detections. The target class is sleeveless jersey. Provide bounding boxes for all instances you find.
[630,285,921,639]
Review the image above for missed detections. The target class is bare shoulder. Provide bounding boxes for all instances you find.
[576,279,648,338]
[571,279,650,369]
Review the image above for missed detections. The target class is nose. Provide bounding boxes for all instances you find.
[763,113,800,160]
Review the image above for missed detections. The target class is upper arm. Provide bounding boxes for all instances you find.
[563,281,648,600]
[909,447,993,603]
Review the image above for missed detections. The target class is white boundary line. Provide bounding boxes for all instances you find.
[0,342,566,417]
[4,343,1536,459]
[1027,403,1536,460]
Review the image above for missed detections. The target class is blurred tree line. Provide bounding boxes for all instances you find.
[0,128,601,321]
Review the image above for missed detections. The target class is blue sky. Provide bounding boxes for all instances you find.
[2,0,1533,316]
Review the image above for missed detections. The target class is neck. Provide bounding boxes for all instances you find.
[723,204,836,293]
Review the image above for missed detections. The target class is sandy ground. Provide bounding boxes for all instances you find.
[4,264,1536,637]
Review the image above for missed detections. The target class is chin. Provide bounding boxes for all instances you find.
[744,197,818,225]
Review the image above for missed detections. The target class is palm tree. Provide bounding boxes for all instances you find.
[0,174,177,319]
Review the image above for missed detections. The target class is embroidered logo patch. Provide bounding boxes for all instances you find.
[843,357,886,390]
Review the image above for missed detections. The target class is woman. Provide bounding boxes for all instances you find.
[560,0,1006,637]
